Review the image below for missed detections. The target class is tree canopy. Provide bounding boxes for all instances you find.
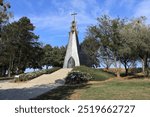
[82,15,150,77]
[0,17,43,77]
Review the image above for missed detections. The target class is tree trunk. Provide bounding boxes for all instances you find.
[114,56,120,78]
[8,55,14,77]
[125,68,128,76]
[118,59,121,78]
[2,66,7,76]
[8,56,12,77]
[144,53,149,77]
[17,49,22,74]
[106,64,109,70]
[8,68,11,77]
[141,58,145,73]
[144,56,148,69]
[124,63,128,76]
[114,56,117,76]
[106,58,109,70]
[0,67,2,77]
[116,71,120,78]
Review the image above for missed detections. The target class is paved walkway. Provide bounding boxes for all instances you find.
[0,68,72,100]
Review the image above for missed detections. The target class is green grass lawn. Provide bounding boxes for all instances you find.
[78,79,150,100]
[73,66,115,81]
[33,66,150,100]
[33,78,150,100]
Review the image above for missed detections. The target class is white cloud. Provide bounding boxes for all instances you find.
[14,0,141,39]
[13,0,103,34]
[11,13,71,31]
[13,0,149,32]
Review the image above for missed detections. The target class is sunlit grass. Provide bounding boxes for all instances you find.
[33,78,150,100]
[33,66,150,100]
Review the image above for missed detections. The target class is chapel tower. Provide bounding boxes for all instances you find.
[63,13,80,68]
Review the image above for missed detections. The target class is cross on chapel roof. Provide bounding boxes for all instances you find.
[71,13,77,21]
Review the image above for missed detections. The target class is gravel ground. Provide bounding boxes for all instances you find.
[0,68,72,100]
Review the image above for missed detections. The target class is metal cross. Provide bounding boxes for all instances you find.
[71,13,77,21]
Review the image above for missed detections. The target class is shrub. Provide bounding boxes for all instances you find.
[0,77,13,80]
[45,67,60,74]
[14,67,60,82]
[65,71,93,85]
[72,66,115,81]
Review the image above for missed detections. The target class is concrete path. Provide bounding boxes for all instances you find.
[0,68,72,100]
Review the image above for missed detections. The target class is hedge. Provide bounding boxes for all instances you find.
[14,67,60,82]
[65,71,93,85]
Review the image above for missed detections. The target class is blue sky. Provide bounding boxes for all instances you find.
[9,0,150,47]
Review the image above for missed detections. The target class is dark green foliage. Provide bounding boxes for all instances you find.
[45,67,60,74]
[80,37,100,67]
[15,67,60,82]
[0,15,65,77]
[65,71,92,85]
[0,77,13,80]
[42,45,66,68]
[51,46,66,67]
[0,17,43,77]
[27,44,44,70]
[42,44,53,69]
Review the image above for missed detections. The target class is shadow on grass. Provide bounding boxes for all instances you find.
[32,84,91,100]
[120,72,134,77]
[120,72,146,79]
[101,69,116,76]
[125,75,145,79]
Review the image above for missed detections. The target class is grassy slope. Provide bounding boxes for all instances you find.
[73,66,115,81]
[34,78,150,100]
